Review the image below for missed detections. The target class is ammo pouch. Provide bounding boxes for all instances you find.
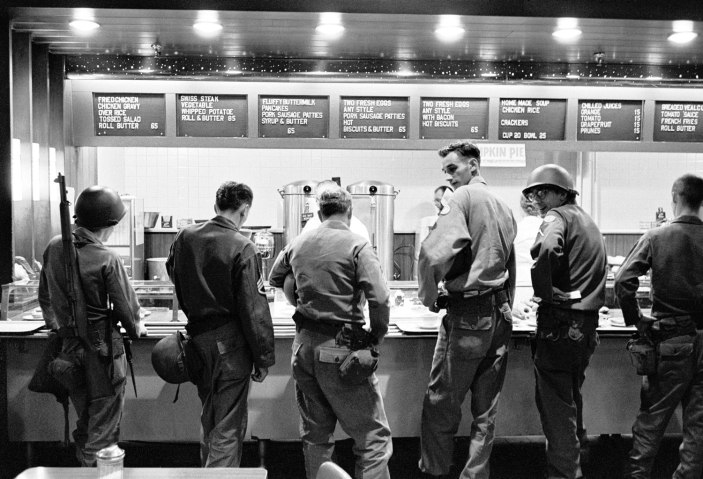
[338,347,379,385]
[626,335,657,375]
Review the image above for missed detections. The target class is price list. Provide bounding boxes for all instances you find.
[653,102,703,142]
[498,98,566,141]
[419,98,488,139]
[93,93,165,136]
[577,100,642,141]
[258,96,329,138]
[340,97,408,139]
[176,94,247,137]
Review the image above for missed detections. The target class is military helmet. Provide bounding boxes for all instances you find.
[522,164,578,196]
[74,186,126,228]
[151,332,189,384]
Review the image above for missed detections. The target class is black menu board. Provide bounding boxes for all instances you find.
[653,102,703,142]
[577,100,642,141]
[93,93,165,136]
[419,98,488,139]
[176,94,247,137]
[340,97,408,139]
[498,98,566,141]
[258,95,329,138]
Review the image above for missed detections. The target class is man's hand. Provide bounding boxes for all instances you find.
[137,321,148,337]
[512,299,537,320]
[251,365,269,382]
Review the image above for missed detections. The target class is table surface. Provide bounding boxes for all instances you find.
[14,467,267,479]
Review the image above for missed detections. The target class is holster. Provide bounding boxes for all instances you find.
[338,347,379,385]
[626,335,657,375]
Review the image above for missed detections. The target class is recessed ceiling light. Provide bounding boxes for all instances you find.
[434,26,465,43]
[69,20,100,32]
[668,31,698,44]
[315,23,345,37]
[193,21,223,36]
[552,28,582,40]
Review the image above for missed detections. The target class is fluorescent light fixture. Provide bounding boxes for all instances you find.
[11,139,22,201]
[668,31,697,44]
[435,25,465,42]
[315,23,345,37]
[32,143,40,201]
[566,74,581,79]
[552,28,582,40]
[480,72,499,78]
[193,21,223,36]
[69,19,100,31]
[646,76,663,81]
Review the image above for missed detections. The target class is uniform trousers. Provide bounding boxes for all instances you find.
[292,327,392,479]
[533,307,598,479]
[626,330,703,479]
[419,294,513,479]
[191,321,253,468]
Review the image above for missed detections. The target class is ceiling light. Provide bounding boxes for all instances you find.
[69,19,100,32]
[435,25,465,43]
[315,23,345,37]
[193,21,223,36]
[552,28,582,40]
[668,31,698,44]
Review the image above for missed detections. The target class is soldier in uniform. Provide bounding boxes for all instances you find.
[38,185,146,466]
[523,164,607,479]
[417,140,517,479]
[166,181,275,467]
[615,174,703,478]
[268,182,392,479]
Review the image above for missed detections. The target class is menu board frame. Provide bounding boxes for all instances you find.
[498,98,567,141]
[419,97,489,140]
[93,93,166,136]
[576,100,643,142]
[340,96,409,139]
[176,94,248,138]
[653,101,703,143]
[258,95,329,138]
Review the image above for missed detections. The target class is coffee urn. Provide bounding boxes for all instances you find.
[346,180,399,280]
[278,180,320,245]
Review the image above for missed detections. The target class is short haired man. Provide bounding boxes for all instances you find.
[300,180,371,241]
[418,140,517,478]
[39,185,146,466]
[269,183,392,479]
[166,181,275,467]
[523,164,607,479]
[615,174,703,478]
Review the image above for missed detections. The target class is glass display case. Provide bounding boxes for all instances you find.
[104,195,145,280]
[1,279,181,322]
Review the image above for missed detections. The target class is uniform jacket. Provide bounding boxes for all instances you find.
[614,215,703,326]
[418,176,517,307]
[166,215,275,369]
[38,227,142,339]
[268,219,390,342]
[530,203,607,311]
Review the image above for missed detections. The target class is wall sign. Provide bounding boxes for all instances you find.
[340,97,408,139]
[577,100,642,141]
[176,94,247,137]
[258,95,329,138]
[419,98,488,139]
[93,93,165,136]
[653,101,703,142]
[498,98,566,141]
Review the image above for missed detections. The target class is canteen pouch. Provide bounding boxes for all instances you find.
[338,347,379,385]
[626,336,657,376]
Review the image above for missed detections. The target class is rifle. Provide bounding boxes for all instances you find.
[55,173,114,401]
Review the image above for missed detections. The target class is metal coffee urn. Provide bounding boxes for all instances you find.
[278,180,320,245]
[346,180,399,280]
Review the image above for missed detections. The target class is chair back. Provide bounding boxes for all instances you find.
[316,461,352,479]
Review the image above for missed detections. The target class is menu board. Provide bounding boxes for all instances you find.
[176,94,247,137]
[577,100,642,141]
[498,98,566,141]
[340,97,408,139]
[93,93,165,136]
[653,102,703,142]
[258,95,329,138]
[419,98,488,139]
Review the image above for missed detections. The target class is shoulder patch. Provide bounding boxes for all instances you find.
[543,214,557,223]
[438,204,451,216]
[257,276,267,296]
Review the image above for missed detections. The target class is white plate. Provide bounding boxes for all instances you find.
[0,322,45,334]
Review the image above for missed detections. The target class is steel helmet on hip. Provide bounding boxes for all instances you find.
[522,164,578,196]
[151,332,190,384]
[74,186,126,228]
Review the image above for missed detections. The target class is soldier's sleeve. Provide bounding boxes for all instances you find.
[268,247,291,288]
[614,234,652,326]
[417,192,471,307]
[38,247,58,331]
[530,211,566,304]
[105,253,142,339]
[355,243,390,343]
[235,244,275,368]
